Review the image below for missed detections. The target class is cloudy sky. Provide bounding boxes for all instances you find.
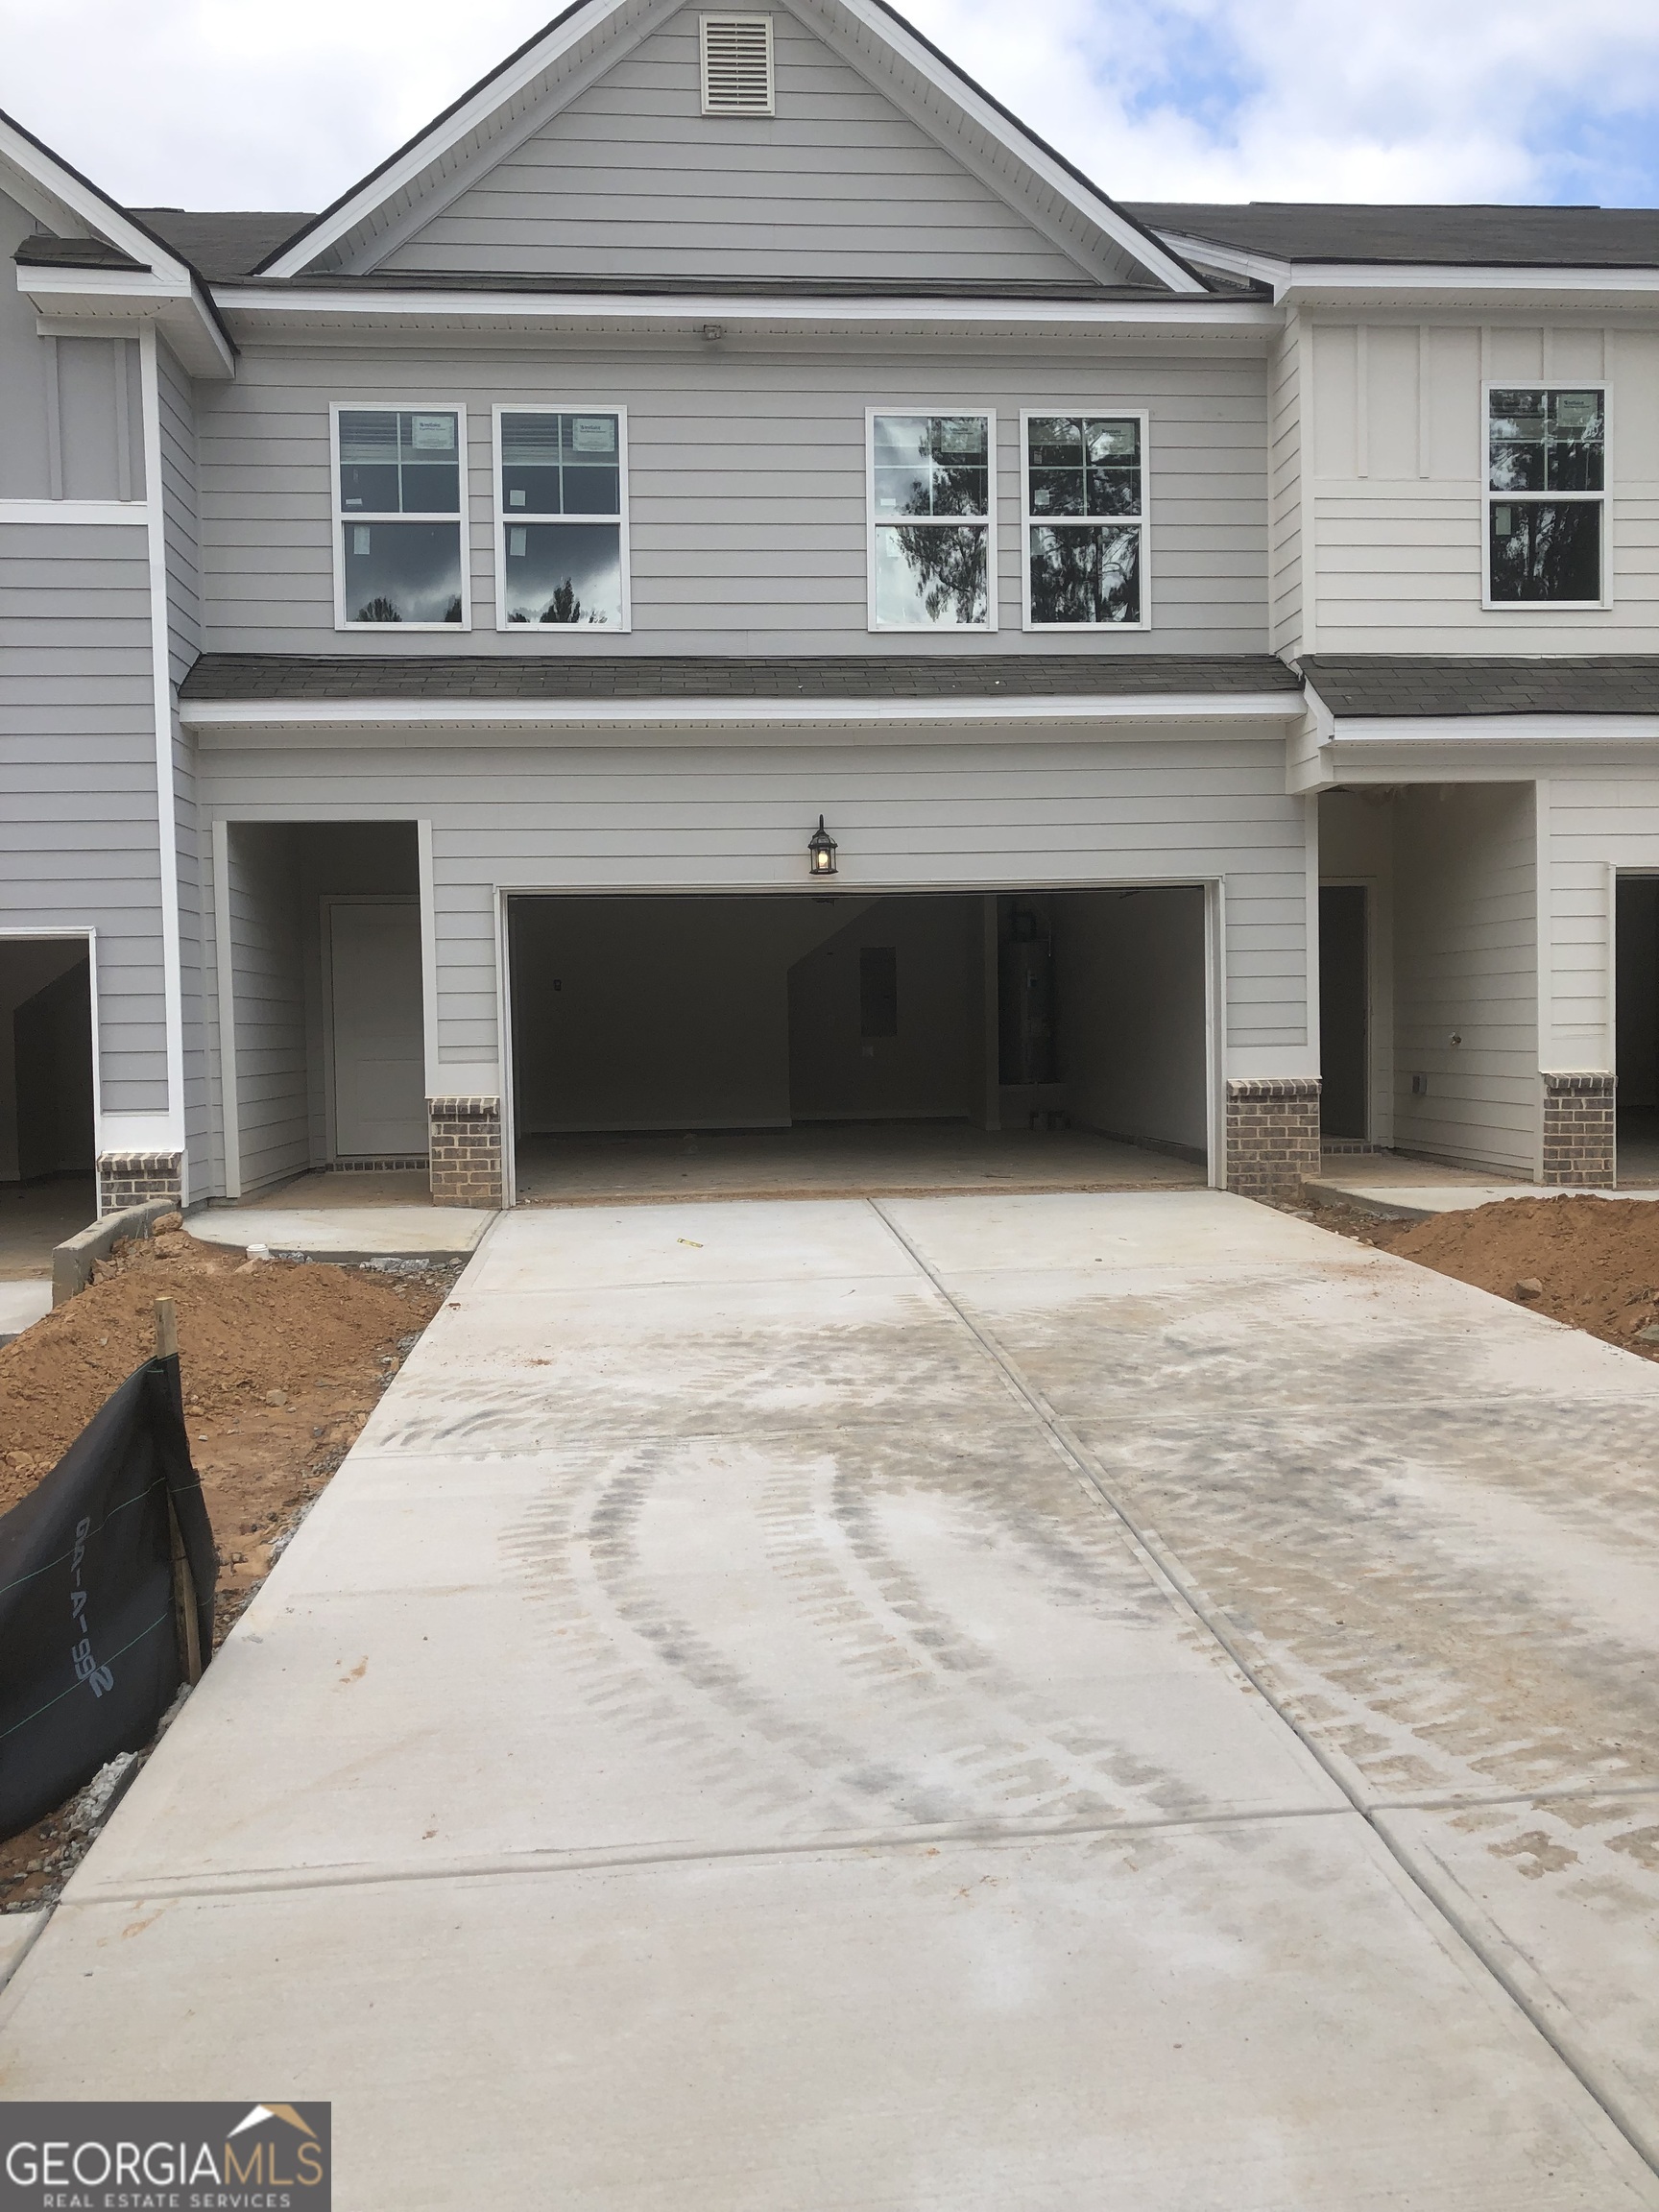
[4,0,1659,216]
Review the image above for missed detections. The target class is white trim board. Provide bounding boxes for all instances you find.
[182,691,1304,733]
[0,498,148,526]
[216,287,1277,337]
[138,326,187,1178]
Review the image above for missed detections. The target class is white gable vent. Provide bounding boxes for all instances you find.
[701,14,775,115]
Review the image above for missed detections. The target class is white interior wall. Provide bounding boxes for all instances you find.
[1317,791,1396,1147]
[787,898,980,1122]
[1391,784,1538,1175]
[1054,888,1208,1154]
[227,824,308,1194]
[0,940,94,1180]
[511,896,874,1134]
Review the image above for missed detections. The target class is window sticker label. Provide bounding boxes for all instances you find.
[572,417,617,453]
[410,413,455,450]
[352,525,372,556]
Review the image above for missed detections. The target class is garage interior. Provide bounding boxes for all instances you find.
[507,888,1211,1201]
[0,938,96,1267]
[1616,876,1659,1184]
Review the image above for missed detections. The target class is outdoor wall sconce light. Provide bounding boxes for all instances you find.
[807,817,838,878]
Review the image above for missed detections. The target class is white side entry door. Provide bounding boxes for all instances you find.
[326,898,428,1158]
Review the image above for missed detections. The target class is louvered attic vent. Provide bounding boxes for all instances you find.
[701,14,775,115]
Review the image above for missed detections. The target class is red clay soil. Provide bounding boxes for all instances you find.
[0,1222,452,1910]
[1328,1193,1659,1359]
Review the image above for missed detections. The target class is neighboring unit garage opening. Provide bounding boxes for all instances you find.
[0,938,95,1251]
[506,888,1210,1197]
[220,824,426,1198]
[1616,876,1659,1183]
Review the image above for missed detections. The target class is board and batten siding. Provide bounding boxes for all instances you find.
[1306,317,1659,651]
[1389,782,1539,1177]
[197,340,1269,656]
[1540,772,1659,1080]
[0,520,167,1115]
[196,730,1310,1103]
[372,6,1125,286]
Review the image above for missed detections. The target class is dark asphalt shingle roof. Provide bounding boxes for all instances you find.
[126,209,317,280]
[1301,656,1659,718]
[1128,202,1659,268]
[180,653,1303,706]
[14,233,147,271]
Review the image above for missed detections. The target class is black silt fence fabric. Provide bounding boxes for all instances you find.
[0,1355,215,1840]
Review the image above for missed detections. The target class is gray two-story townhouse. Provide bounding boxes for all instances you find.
[3,0,1658,1222]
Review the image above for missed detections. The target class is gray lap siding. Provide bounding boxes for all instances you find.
[195,341,1269,658]
[0,522,167,1115]
[196,731,1309,1146]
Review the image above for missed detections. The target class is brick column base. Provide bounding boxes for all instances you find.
[98,1150,182,1214]
[428,1095,503,1209]
[1541,1072,1615,1187]
[1225,1078,1321,1201]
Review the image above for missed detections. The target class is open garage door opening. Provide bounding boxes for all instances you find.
[0,938,96,1264]
[507,889,1212,1203]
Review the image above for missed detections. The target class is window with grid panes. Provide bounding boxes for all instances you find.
[1487,388,1604,604]
[1024,414,1143,626]
[498,411,625,628]
[869,413,992,629]
[337,408,465,625]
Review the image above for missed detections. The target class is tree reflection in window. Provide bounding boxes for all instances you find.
[1486,389,1603,604]
[872,415,992,628]
[1025,415,1143,626]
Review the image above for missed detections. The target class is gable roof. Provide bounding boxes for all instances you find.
[0,105,235,370]
[253,0,1206,293]
[131,209,317,282]
[1129,202,1659,271]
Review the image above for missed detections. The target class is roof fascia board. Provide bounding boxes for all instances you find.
[1332,711,1659,743]
[0,112,191,285]
[1153,230,1289,298]
[182,690,1303,733]
[331,0,684,276]
[24,275,237,378]
[813,0,1205,293]
[259,0,635,276]
[1288,263,1659,301]
[214,284,1279,334]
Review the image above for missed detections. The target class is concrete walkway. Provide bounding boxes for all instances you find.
[3,1192,1659,2206]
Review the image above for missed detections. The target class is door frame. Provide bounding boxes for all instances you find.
[498,878,1225,1203]
[321,893,424,1164]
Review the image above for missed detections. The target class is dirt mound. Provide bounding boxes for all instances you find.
[1358,1195,1659,1357]
[0,1230,439,1505]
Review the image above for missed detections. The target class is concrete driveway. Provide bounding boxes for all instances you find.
[3,1191,1659,2207]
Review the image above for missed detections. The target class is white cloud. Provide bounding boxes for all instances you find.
[2,0,1658,212]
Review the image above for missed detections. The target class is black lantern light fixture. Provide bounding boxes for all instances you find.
[807,816,838,878]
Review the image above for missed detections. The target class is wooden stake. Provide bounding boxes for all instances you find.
[168,1500,203,1686]
[154,1296,201,1683]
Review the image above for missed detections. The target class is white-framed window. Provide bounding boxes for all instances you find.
[1021,409,1148,630]
[701,14,774,114]
[331,403,469,630]
[867,409,996,633]
[491,406,630,632]
[1484,384,1607,610]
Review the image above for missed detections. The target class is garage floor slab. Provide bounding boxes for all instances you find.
[4,1191,1659,2203]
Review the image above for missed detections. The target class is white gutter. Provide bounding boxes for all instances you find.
[213,286,1282,334]
[182,691,1304,733]
[1149,231,1659,307]
[137,326,188,1195]
[1332,711,1659,745]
